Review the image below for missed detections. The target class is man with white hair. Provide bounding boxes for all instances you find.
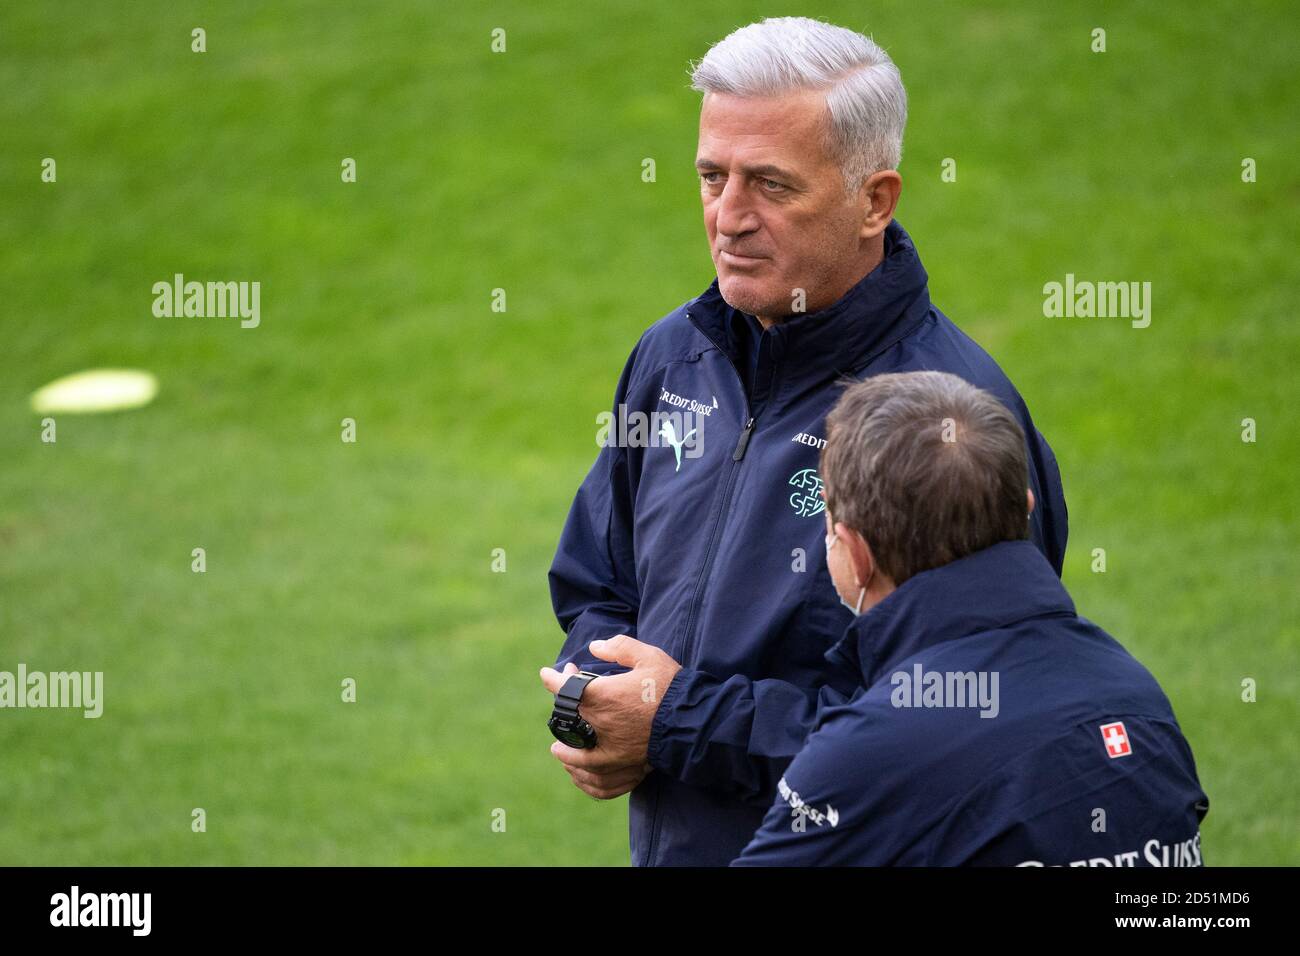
[542,16,1070,865]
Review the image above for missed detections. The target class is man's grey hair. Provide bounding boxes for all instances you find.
[821,371,1031,585]
[689,16,907,196]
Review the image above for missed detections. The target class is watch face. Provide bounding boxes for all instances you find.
[548,716,595,749]
[553,726,588,748]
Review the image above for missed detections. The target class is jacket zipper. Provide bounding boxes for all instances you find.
[733,417,756,461]
[671,415,756,662]
[673,316,766,665]
[672,412,762,665]
[645,313,768,864]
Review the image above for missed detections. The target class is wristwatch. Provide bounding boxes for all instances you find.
[548,670,601,749]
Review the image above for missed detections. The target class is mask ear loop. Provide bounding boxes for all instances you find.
[828,530,869,616]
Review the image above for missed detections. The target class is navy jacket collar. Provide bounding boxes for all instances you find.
[826,540,1076,687]
[686,220,932,398]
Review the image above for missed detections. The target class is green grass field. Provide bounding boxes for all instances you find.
[1,1,1296,865]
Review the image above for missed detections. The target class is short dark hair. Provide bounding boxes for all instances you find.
[820,371,1031,584]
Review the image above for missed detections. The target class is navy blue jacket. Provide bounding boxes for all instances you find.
[735,540,1209,866]
[549,221,1069,866]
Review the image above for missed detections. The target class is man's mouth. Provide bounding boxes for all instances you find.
[720,249,766,265]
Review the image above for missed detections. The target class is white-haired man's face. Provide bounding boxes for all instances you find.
[695,89,898,326]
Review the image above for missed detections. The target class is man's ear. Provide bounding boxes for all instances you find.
[1027,488,1036,517]
[859,170,902,239]
[834,521,875,589]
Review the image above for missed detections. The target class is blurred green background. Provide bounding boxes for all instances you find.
[0,1,1296,865]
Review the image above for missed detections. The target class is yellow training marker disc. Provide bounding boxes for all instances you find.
[30,368,159,414]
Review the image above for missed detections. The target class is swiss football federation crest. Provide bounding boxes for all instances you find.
[788,468,825,517]
[1100,721,1132,758]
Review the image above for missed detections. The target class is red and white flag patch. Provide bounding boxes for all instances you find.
[1100,721,1132,758]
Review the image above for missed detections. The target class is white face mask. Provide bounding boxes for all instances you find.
[826,531,866,615]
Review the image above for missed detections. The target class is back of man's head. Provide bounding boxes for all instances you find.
[821,371,1031,585]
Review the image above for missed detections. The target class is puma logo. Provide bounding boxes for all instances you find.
[658,421,697,473]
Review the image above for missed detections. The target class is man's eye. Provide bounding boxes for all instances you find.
[701,172,722,185]
[760,178,786,192]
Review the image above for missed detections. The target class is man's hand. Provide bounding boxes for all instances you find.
[539,635,682,800]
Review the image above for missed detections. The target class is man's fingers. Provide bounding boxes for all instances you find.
[550,740,634,774]
[551,740,603,769]
[565,764,645,790]
[588,634,650,668]
[564,763,647,800]
[538,661,582,694]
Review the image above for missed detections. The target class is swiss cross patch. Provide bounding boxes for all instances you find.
[1100,721,1132,758]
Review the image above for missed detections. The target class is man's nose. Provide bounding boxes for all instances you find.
[715,177,759,239]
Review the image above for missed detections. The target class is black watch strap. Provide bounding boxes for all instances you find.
[554,671,600,713]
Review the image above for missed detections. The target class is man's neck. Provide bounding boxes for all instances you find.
[754,239,887,329]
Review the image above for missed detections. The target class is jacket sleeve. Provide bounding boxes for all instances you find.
[732,781,863,867]
[647,665,860,806]
[732,798,850,866]
[547,338,644,676]
[731,713,882,866]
